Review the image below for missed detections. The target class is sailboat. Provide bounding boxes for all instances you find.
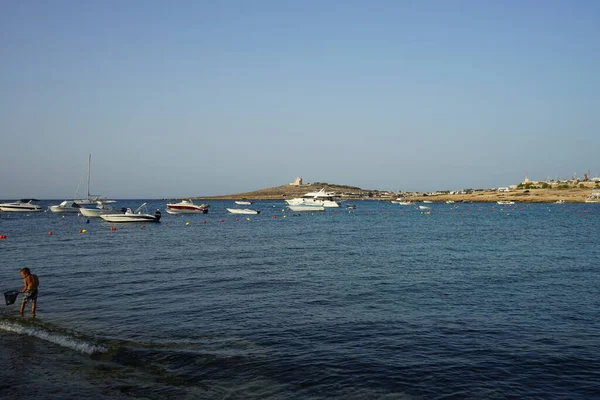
[49,154,114,213]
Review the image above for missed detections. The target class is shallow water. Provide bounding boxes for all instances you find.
[1,200,600,399]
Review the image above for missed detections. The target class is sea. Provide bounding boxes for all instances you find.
[1,200,599,399]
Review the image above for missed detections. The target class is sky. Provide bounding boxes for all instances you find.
[1,0,599,199]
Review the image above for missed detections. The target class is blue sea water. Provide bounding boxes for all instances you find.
[1,200,599,399]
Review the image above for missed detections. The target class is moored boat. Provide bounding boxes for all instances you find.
[100,203,161,223]
[287,204,325,212]
[285,188,340,208]
[166,199,209,214]
[235,199,253,205]
[79,201,125,218]
[49,154,114,212]
[226,208,260,215]
[391,198,414,205]
[49,200,84,213]
[0,199,42,212]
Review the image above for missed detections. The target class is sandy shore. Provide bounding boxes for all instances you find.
[408,188,596,203]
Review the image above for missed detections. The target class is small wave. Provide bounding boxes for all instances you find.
[0,319,107,354]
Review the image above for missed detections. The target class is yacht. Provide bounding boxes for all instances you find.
[0,199,42,212]
[166,199,209,214]
[285,188,340,208]
[49,200,85,213]
[100,203,161,223]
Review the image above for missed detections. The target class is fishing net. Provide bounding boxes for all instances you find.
[4,291,19,306]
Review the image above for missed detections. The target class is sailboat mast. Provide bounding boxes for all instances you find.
[87,153,91,200]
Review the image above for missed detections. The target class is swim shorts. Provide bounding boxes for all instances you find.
[22,289,38,303]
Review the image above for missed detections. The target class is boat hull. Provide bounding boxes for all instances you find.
[287,205,325,212]
[80,207,124,218]
[49,205,81,213]
[0,206,42,212]
[166,208,208,214]
[100,214,160,223]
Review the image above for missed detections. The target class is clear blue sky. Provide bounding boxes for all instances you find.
[1,0,599,199]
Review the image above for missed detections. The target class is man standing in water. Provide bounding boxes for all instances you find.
[19,267,39,317]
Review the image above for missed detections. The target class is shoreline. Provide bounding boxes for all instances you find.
[188,186,599,204]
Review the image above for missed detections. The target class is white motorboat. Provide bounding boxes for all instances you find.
[0,199,42,212]
[166,199,209,214]
[285,188,340,208]
[235,199,253,205]
[79,201,125,218]
[50,154,114,213]
[555,199,566,204]
[497,200,515,205]
[100,203,161,223]
[226,208,260,215]
[49,200,85,213]
[391,198,414,205]
[287,204,325,212]
[419,205,431,210]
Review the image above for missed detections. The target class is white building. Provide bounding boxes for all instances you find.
[289,177,303,186]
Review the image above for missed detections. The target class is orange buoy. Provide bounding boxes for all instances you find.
[48,232,53,235]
